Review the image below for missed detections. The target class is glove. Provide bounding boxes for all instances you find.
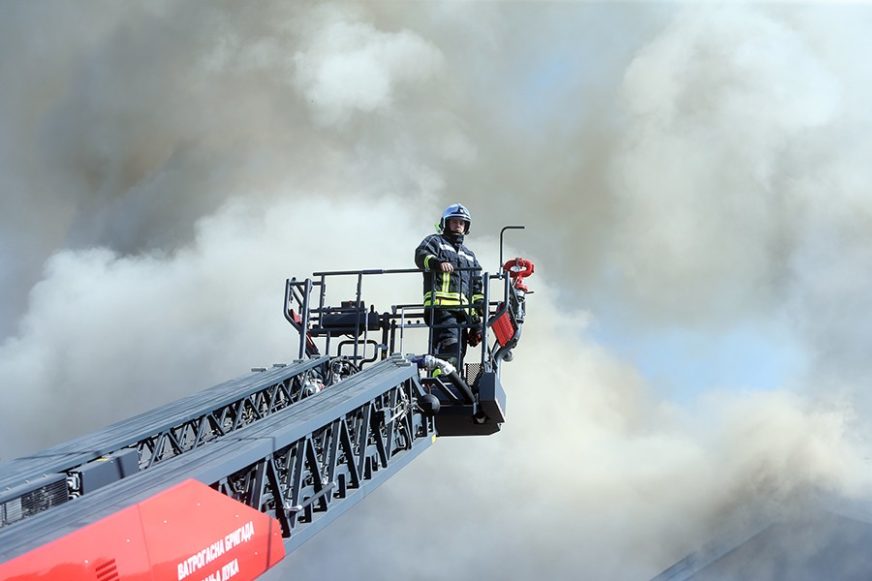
[467,300,484,322]
[467,328,483,347]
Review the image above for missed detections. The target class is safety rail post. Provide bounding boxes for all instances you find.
[499,226,526,270]
[480,271,490,370]
[391,306,401,355]
[397,305,406,355]
[298,279,314,360]
[318,274,329,356]
[283,278,294,354]
[354,272,363,363]
[427,269,436,359]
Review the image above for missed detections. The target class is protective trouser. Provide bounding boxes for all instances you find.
[427,308,469,367]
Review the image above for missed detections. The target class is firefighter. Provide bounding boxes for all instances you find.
[414,203,484,368]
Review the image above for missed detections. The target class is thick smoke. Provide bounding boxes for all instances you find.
[0,196,430,455]
[3,2,872,579]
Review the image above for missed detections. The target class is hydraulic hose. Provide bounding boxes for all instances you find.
[412,355,476,404]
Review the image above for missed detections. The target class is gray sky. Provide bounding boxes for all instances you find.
[3,1,872,578]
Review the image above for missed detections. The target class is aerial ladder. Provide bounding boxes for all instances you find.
[0,230,534,580]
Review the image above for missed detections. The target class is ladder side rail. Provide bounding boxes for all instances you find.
[0,357,328,486]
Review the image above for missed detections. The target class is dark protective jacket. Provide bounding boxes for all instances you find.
[414,233,484,308]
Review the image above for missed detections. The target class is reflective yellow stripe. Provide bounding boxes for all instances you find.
[423,291,470,307]
[424,291,468,302]
[471,293,484,303]
[424,255,437,269]
[441,270,450,294]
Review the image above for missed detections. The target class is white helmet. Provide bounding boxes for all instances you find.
[440,203,471,234]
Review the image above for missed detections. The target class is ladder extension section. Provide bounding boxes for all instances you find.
[0,356,331,530]
[0,356,434,565]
